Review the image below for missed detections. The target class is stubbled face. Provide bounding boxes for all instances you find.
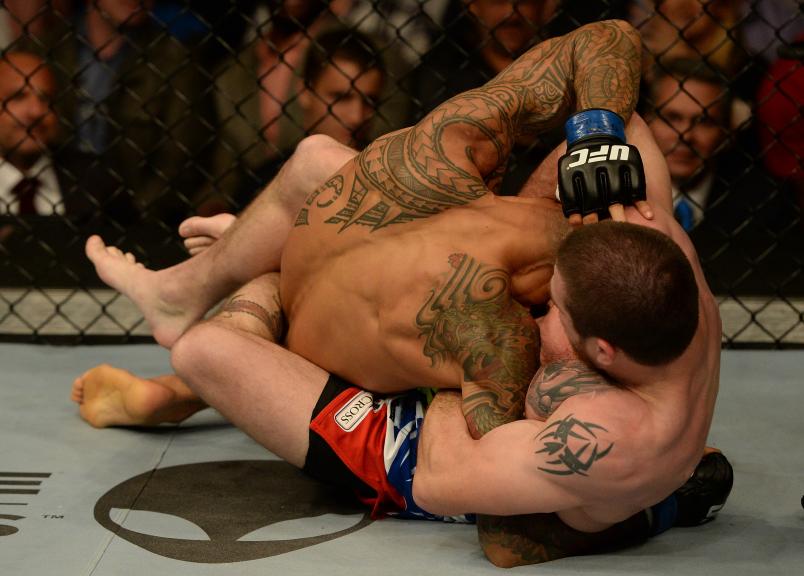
[468,0,557,60]
[93,0,154,27]
[0,54,58,163]
[537,267,598,367]
[301,58,383,148]
[647,76,727,185]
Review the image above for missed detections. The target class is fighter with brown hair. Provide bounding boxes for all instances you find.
[76,20,731,566]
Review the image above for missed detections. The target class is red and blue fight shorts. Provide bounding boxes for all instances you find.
[301,374,472,522]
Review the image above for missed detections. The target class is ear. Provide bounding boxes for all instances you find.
[590,337,617,367]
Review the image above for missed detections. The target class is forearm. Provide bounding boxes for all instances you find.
[414,391,475,514]
[569,20,642,119]
[461,380,527,439]
[477,511,650,568]
[493,20,642,137]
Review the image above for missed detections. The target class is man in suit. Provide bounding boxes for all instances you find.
[646,58,802,294]
[0,50,132,285]
[34,0,215,226]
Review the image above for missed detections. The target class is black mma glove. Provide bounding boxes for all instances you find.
[557,109,646,219]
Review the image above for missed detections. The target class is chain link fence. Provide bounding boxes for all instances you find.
[0,0,801,346]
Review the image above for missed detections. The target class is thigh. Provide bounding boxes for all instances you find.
[172,322,328,468]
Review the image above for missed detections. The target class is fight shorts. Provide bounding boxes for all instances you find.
[302,375,472,522]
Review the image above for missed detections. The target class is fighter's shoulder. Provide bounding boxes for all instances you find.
[624,204,698,259]
[527,391,647,497]
[526,359,615,420]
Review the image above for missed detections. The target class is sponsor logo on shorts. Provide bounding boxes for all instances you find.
[335,392,374,432]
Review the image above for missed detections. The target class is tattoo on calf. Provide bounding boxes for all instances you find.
[527,361,610,419]
[536,414,613,476]
[219,294,286,341]
[416,253,537,436]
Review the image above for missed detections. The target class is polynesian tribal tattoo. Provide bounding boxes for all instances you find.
[527,360,611,419]
[415,253,537,437]
[536,414,613,476]
[294,22,639,234]
[219,294,285,342]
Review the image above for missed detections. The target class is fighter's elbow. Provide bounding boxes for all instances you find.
[411,471,464,517]
[578,19,641,57]
[411,473,446,516]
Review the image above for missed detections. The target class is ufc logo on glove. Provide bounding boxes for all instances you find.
[565,144,632,168]
[557,109,646,218]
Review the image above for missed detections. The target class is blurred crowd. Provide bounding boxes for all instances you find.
[0,0,801,293]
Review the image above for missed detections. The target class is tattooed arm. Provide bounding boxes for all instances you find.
[414,393,628,517]
[347,21,642,225]
[404,20,641,191]
[477,509,649,568]
[475,360,624,567]
[415,254,538,438]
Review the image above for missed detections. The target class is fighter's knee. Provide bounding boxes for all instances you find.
[170,322,222,380]
[290,135,357,179]
[294,134,340,159]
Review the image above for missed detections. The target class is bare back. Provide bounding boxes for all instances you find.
[281,167,566,395]
[281,19,642,414]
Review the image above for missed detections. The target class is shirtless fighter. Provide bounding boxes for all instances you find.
[77,21,732,566]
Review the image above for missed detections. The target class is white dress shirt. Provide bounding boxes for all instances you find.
[0,155,65,216]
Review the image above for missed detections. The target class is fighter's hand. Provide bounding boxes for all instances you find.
[557,109,649,226]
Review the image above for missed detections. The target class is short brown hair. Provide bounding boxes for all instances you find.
[556,222,698,366]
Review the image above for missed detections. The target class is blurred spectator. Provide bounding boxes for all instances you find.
[629,0,747,78]
[756,38,804,212]
[413,0,559,117]
[645,59,732,229]
[234,26,385,210]
[0,50,133,285]
[343,0,451,135]
[0,0,73,47]
[213,1,345,162]
[210,23,385,211]
[739,0,804,64]
[411,0,560,196]
[646,58,802,293]
[0,50,127,220]
[30,0,217,226]
[296,27,385,150]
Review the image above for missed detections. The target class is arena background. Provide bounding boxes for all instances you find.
[0,0,801,347]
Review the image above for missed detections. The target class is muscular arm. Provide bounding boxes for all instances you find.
[410,20,640,188]
[415,388,648,568]
[416,254,538,438]
[338,20,642,230]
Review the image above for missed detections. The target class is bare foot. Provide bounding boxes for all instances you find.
[71,365,205,428]
[179,213,236,255]
[85,235,209,347]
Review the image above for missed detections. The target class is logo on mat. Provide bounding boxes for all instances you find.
[94,460,372,563]
[335,392,374,431]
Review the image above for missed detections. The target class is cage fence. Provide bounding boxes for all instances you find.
[0,0,801,346]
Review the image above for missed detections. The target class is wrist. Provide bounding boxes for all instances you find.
[565,109,626,146]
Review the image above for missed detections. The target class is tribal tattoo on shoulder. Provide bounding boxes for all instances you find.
[527,360,611,419]
[415,253,538,437]
[535,414,613,476]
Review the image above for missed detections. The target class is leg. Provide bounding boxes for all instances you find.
[71,367,206,428]
[171,312,327,468]
[72,273,287,429]
[86,135,358,348]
